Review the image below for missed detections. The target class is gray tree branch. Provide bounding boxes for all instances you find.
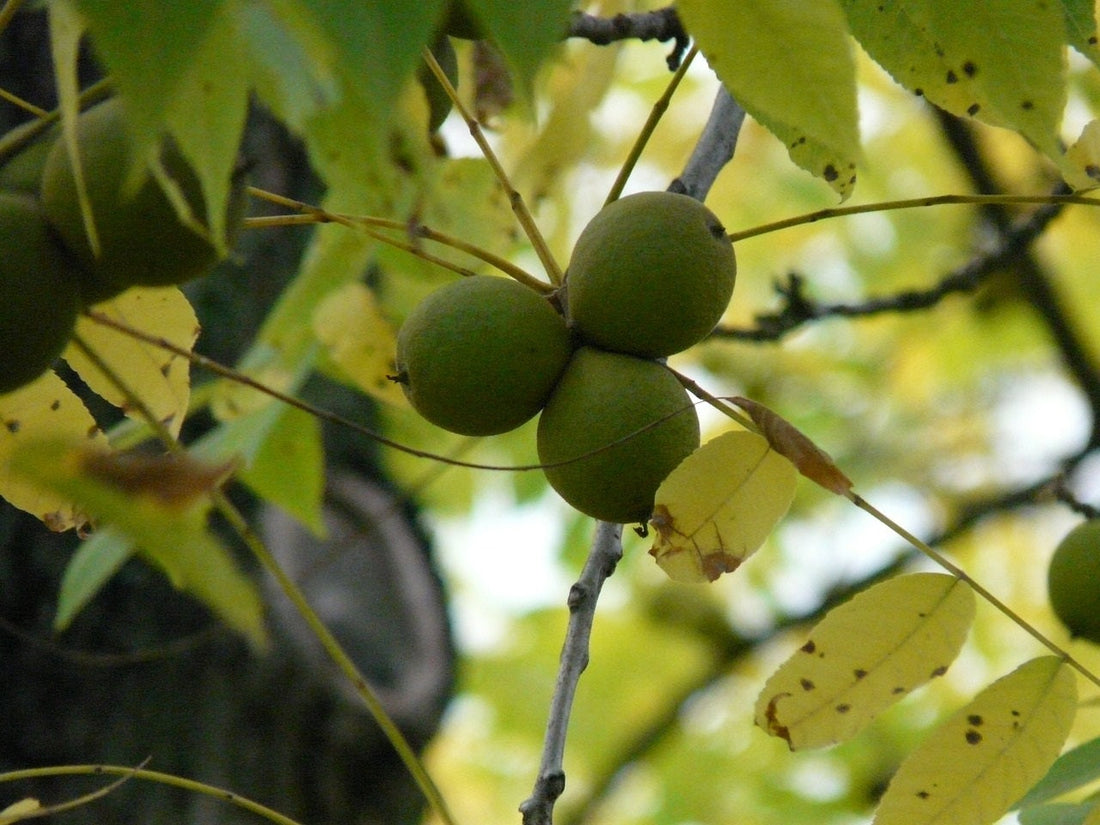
[519,521,623,825]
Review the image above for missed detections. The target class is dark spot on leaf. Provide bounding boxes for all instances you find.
[892,685,906,694]
[800,678,815,691]
[1011,709,1021,716]
[967,103,980,116]
[801,640,816,654]
[946,70,958,84]
[160,362,172,378]
[914,88,924,97]
[823,164,838,182]
[763,694,792,744]
[968,714,983,726]
[965,729,982,745]
[1021,100,1034,110]
[835,704,851,714]
[4,419,19,433]
[930,665,948,678]
[916,790,931,800]
[963,61,977,77]
[50,399,61,411]
[1090,36,1098,45]
[1085,164,1100,180]
[853,669,867,680]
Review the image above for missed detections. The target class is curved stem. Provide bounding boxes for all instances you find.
[726,193,1100,243]
[421,46,566,286]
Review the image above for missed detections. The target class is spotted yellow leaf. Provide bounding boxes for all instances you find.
[756,573,976,749]
[313,281,408,407]
[67,287,199,437]
[874,656,1077,825]
[843,0,1066,160]
[649,430,797,583]
[0,371,107,531]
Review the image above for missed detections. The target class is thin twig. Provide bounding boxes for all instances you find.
[568,7,690,70]
[519,521,624,825]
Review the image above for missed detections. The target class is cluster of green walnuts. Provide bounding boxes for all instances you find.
[0,97,246,395]
[393,191,738,524]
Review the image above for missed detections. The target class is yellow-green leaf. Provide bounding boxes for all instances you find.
[648,430,797,583]
[0,371,107,531]
[843,0,1066,160]
[9,439,266,649]
[313,281,408,406]
[677,0,860,198]
[755,573,976,750]
[873,656,1077,825]
[66,287,199,438]
[1063,119,1100,190]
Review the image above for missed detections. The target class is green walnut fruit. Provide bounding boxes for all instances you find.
[40,97,247,303]
[1047,519,1100,644]
[565,190,737,358]
[0,193,84,394]
[537,346,700,523]
[394,275,573,436]
[0,121,57,193]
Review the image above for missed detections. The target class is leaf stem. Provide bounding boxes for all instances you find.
[849,492,1100,691]
[421,46,566,286]
[244,187,551,293]
[0,764,304,825]
[726,193,1100,243]
[604,45,697,205]
[68,330,461,825]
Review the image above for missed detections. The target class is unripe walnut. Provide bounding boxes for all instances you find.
[537,346,700,523]
[566,191,737,358]
[40,97,247,304]
[1047,520,1100,644]
[0,193,83,394]
[394,275,572,436]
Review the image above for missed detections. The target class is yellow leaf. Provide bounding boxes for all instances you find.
[1063,119,1100,191]
[755,573,976,749]
[873,656,1077,825]
[313,281,409,406]
[67,287,199,437]
[0,371,107,530]
[648,430,797,583]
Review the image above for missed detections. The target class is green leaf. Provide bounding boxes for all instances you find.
[843,0,1067,159]
[755,573,976,750]
[1020,803,1100,825]
[873,656,1077,825]
[649,430,798,583]
[70,0,226,144]
[235,405,326,537]
[1015,735,1100,809]
[54,526,134,631]
[1060,0,1100,68]
[162,2,250,249]
[677,0,861,198]
[10,440,267,649]
[464,0,574,99]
